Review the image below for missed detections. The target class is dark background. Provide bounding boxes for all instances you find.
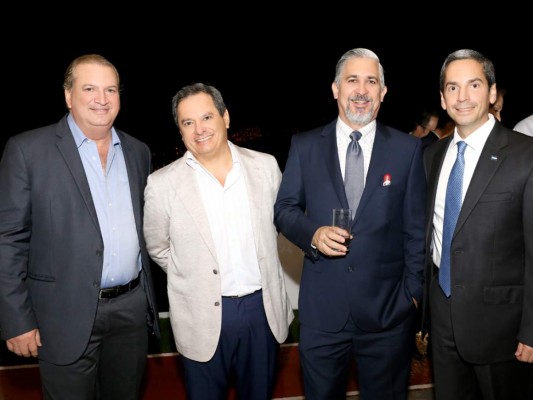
[3,19,531,169]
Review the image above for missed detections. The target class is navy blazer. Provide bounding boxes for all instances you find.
[274,120,426,333]
[423,122,533,364]
[0,115,160,364]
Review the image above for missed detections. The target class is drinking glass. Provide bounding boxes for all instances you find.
[332,208,352,247]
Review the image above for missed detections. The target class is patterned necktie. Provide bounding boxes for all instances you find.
[344,131,364,215]
[439,141,467,297]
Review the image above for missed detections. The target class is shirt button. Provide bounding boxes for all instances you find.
[213,269,218,274]
[214,302,220,307]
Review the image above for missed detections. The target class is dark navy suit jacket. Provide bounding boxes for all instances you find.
[274,120,426,333]
[423,122,533,364]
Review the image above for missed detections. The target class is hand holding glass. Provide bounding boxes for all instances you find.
[332,208,352,247]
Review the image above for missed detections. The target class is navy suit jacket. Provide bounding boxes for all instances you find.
[0,115,160,364]
[274,120,426,333]
[423,122,533,363]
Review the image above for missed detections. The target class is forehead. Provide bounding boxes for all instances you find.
[73,63,118,86]
[428,116,439,128]
[342,57,380,78]
[177,92,216,116]
[445,59,485,83]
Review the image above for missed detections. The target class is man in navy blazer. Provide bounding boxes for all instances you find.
[0,54,159,399]
[274,48,426,399]
[423,49,533,399]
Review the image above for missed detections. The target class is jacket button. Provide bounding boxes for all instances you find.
[214,301,220,307]
[213,269,218,274]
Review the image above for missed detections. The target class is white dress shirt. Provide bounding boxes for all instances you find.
[432,114,495,267]
[186,141,262,297]
[336,118,376,185]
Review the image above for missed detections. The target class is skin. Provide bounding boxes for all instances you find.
[176,92,232,185]
[332,57,387,131]
[426,116,439,132]
[489,92,504,121]
[441,58,533,363]
[65,63,120,141]
[412,116,439,138]
[440,59,496,139]
[6,62,121,358]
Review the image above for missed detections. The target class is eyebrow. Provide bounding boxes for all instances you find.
[446,77,484,87]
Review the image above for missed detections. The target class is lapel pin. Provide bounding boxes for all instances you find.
[383,173,391,186]
[490,155,498,161]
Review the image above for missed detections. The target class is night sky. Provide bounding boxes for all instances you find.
[4,21,531,170]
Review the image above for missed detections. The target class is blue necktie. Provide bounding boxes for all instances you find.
[439,141,467,297]
[344,131,364,215]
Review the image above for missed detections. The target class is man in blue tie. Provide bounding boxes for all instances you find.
[274,48,426,400]
[423,49,533,399]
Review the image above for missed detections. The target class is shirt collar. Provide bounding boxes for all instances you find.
[336,117,376,141]
[67,113,120,148]
[185,140,239,166]
[451,113,495,152]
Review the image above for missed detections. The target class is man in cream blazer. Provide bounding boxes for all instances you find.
[143,83,293,400]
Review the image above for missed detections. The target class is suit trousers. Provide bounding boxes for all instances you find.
[429,275,533,400]
[180,290,278,400]
[38,284,149,400]
[299,312,415,400]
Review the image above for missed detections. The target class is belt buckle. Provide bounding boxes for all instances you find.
[99,287,118,299]
[98,276,138,299]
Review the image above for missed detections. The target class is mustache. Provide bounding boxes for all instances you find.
[350,95,372,102]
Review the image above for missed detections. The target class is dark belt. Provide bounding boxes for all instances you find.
[99,276,140,299]
[222,289,261,299]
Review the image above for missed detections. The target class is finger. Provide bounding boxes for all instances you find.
[6,342,14,353]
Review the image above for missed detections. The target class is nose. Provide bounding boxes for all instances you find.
[94,89,109,104]
[355,82,369,95]
[193,121,205,135]
[457,87,469,102]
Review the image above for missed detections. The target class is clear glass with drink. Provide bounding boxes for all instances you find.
[332,208,352,247]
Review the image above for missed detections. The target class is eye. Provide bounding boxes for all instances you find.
[106,88,118,94]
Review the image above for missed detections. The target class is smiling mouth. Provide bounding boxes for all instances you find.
[196,135,212,143]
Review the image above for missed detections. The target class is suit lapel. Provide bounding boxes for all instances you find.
[54,119,101,234]
[238,147,263,257]
[174,159,219,262]
[455,127,508,236]
[120,133,144,243]
[425,138,450,242]
[322,123,350,209]
[353,124,398,224]
[354,128,386,223]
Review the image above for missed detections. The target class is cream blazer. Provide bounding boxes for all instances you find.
[143,143,294,362]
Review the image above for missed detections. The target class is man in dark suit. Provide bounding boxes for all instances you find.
[423,49,533,399]
[0,54,160,399]
[274,48,426,400]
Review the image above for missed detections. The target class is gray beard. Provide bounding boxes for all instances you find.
[345,105,374,126]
